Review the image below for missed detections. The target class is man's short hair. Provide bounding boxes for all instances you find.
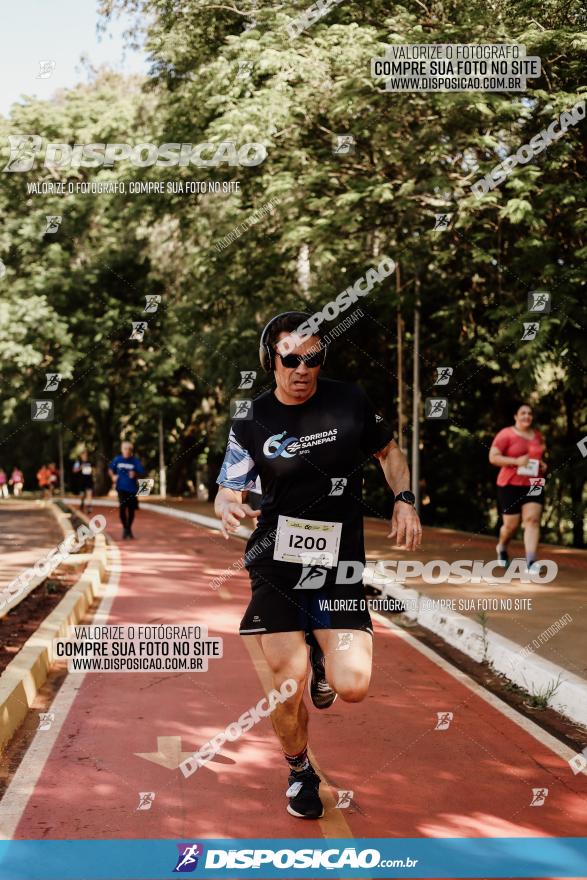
[266,311,324,352]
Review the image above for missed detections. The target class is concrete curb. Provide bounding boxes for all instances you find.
[363,566,587,729]
[0,508,110,753]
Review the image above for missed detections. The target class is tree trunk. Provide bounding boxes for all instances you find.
[93,391,116,495]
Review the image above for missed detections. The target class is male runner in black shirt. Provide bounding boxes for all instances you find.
[215,312,421,819]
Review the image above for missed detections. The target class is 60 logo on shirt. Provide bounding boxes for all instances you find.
[263,429,337,458]
[263,432,300,458]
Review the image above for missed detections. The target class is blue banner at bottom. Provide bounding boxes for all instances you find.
[0,837,586,879]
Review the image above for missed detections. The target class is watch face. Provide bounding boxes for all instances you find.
[398,491,415,504]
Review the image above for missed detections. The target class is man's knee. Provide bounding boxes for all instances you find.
[330,667,370,703]
[264,652,308,700]
[522,513,541,528]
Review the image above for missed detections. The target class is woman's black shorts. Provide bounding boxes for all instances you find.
[497,484,543,516]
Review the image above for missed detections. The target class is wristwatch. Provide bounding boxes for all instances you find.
[394,490,416,506]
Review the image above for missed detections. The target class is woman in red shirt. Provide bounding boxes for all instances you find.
[489,403,547,574]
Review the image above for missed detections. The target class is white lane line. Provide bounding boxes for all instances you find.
[372,610,583,768]
[0,545,122,840]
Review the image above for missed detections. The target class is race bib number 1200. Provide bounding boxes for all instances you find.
[273,516,342,568]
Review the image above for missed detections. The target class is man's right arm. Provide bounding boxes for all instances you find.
[215,427,260,539]
[215,487,259,539]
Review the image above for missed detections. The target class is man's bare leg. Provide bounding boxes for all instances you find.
[313,629,372,702]
[257,630,323,818]
[257,631,309,754]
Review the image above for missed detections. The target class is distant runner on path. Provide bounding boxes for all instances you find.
[9,466,24,496]
[108,441,145,540]
[36,464,51,498]
[73,450,95,514]
[489,403,547,575]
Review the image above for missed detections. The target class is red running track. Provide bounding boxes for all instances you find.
[2,507,586,851]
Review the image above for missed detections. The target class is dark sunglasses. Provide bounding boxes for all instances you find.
[277,350,325,369]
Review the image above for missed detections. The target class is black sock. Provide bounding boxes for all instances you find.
[284,745,310,772]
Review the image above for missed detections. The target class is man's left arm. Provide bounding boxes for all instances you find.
[374,440,422,551]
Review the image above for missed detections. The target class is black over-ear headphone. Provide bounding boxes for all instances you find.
[258,311,328,372]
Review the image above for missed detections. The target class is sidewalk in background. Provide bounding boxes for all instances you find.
[0,501,64,590]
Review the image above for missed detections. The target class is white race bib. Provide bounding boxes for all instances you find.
[81,464,92,475]
[273,516,342,568]
[517,458,539,476]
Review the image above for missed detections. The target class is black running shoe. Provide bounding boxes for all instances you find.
[286,765,324,819]
[308,643,337,710]
[496,545,509,569]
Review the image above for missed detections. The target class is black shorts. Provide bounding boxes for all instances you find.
[240,566,373,636]
[497,484,543,516]
[117,490,139,510]
[78,476,94,491]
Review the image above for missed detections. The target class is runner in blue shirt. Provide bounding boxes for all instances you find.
[108,441,145,540]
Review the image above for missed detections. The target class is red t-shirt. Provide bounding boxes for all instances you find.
[491,426,544,486]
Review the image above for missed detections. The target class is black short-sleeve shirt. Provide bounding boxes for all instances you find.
[217,377,394,585]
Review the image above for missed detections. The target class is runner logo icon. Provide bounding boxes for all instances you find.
[44,373,62,391]
[294,565,328,589]
[335,789,354,808]
[435,711,453,730]
[136,792,155,811]
[174,843,204,872]
[530,787,548,806]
